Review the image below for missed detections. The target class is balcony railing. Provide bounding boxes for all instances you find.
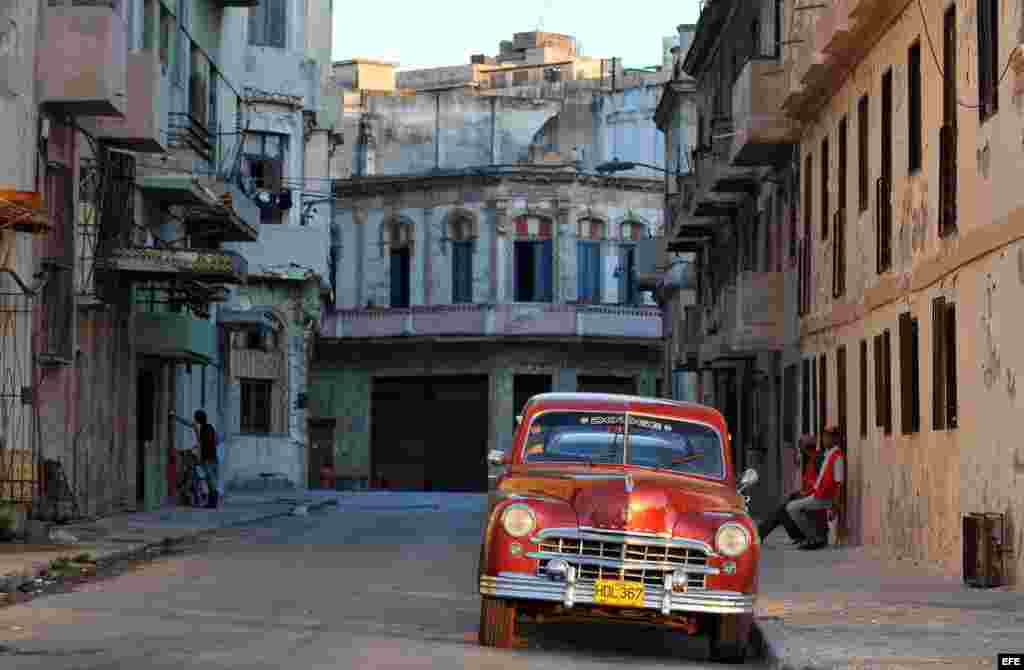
[169,112,213,163]
[98,247,247,284]
[323,303,664,340]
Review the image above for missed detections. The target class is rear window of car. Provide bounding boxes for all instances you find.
[522,411,725,479]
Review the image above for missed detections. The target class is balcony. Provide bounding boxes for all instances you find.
[134,311,216,364]
[699,271,786,364]
[38,0,127,118]
[689,121,753,218]
[324,303,664,340]
[0,190,50,234]
[136,175,259,242]
[98,247,248,284]
[730,59,800,167]
[78,47,166,153]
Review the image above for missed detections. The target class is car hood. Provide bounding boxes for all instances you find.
[499,466,743,536]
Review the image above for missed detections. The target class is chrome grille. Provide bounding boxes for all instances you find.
[535,534,709,590]
[537,536,708,568]
[537,559,706,590]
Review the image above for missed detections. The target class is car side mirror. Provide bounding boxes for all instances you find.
[488,449,509,466]
[515,415,522,425]
[737,468,758,493]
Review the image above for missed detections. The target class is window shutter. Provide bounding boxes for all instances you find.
[837,345,847,438]
[577,240,591,302]
[883,329,893,434]
[899,312,913,434]
[801,358,811,436]
[874,335,883,427]
[537,240,553,302]
[452,241,472,303]
[248,3,264,46]
[268,0,286,48]
[819,353,827,434]
[932,297,947,429]
[619,245,630,305]
[859,339,868,438]
[945,302,958,428]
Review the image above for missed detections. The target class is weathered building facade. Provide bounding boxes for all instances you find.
[311,32,673,492]
[784,0,1024,583]
[670,0,802,520]
[1,0,271,525]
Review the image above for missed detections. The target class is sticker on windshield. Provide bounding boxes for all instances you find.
[586,415,625,426]
[631,418,673,432]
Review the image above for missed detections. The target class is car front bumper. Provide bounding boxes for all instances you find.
[479,572,756,616]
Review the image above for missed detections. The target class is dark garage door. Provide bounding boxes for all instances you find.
[578,375,637,396]
[371,376,489,492]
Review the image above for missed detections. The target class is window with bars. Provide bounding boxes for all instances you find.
[977,0,999,122]
[240,379,273,434]
[858,95,869,212]
[249,0,286,48]
[932,297,959,429]
[874,330,893,434]
[899,312,921,434]
[908,41,922,173]
[859,339,868,438]
[820,136,829,241]
[940,6,958,236]
[515,240,554,302]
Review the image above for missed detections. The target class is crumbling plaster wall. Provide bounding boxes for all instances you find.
[796,0,1024,581]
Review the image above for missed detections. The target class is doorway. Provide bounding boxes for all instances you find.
[308,419,336,489]
[137,369,156,506]
[513,374,551,425]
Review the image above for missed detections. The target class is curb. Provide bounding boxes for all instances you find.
[0,497,339,601]
[754,617,833,670]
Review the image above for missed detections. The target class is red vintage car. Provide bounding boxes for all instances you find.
[477,393,760,662]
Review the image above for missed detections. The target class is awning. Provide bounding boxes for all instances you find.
[0,190,50,234]
[136,175,259,242]
[218,306,278,329]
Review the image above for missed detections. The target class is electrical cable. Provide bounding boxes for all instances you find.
[915,0,1013,110]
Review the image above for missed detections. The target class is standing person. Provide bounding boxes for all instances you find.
[786,427,845,550]
[193,410,219,509]
[758,435,819,543]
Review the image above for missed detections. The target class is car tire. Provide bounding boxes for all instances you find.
[478,596,517,648]
[709,612,750,663]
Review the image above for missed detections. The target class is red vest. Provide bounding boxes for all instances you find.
[812,447,844,500]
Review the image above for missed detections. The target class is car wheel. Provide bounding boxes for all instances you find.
[478,596,517,648]
[709,612,751,663]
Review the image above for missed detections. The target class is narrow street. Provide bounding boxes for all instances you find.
[0,495,752,669]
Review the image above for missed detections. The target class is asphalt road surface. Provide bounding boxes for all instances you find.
[0,494,758,669]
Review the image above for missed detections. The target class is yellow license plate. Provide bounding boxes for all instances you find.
[593,579,645,608]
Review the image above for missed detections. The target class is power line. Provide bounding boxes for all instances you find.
[915,0,1012,110]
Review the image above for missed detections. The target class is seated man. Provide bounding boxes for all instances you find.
[758,434,819,544]
[786,427,845,550]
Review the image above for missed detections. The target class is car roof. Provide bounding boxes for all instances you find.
[525,393,726,426]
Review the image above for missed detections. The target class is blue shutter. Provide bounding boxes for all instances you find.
[618,246,630,304]
[390,250,410,308]
[537,240,553,302]
[452,241,472,303]
[577,240,589,302]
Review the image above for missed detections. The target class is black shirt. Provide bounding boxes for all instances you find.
[199,424,218,463]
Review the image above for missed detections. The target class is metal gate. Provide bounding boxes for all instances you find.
[0,269,38,506]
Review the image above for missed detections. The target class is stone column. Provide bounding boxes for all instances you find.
[493,198,511,302]
[489,367,515,455]
[423,207,434,306]
[557,202,575,303]
[554,203,571,303]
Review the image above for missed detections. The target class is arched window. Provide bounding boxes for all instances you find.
[384,219,413,308]
[449,214,476,304]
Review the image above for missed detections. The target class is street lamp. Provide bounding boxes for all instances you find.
[595,158,687,177]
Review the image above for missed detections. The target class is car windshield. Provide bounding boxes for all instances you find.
[522,411,725,479]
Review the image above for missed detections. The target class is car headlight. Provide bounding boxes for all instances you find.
[500,503,537,538]
[715,522,751,557]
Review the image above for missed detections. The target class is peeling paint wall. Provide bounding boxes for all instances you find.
[797,1,1024,583]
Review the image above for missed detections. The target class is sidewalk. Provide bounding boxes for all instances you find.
[754,531,1024,669]
[0,490,340,599]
